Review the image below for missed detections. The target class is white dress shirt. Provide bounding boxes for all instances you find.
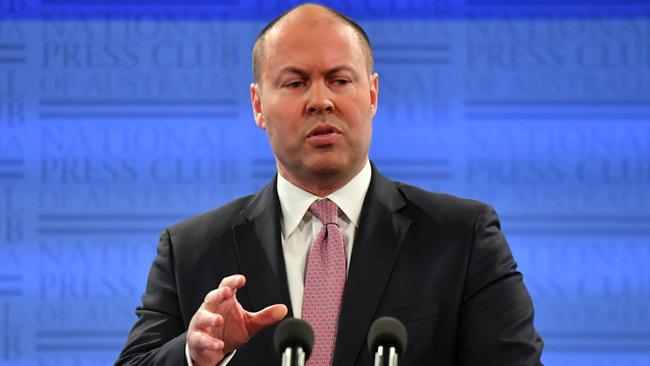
[187,160,371,365]
[278,159,371,318]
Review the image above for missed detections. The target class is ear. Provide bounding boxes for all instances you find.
[250,82,265,129]
[369,72,379,116]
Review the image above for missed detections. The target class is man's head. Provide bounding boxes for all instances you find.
[250,3,379,196]
[252,3,374,84]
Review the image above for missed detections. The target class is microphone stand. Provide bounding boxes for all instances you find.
[373,345,399,366]
[282,346,306,366]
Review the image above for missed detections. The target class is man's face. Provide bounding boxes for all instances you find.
[251,11,378,191]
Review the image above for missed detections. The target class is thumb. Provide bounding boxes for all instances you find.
[246,304,288,336]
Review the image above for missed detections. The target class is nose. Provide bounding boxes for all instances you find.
[306,80,334,115]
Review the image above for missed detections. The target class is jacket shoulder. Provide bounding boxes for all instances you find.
[394,181,491,226]
[166,194,254,247]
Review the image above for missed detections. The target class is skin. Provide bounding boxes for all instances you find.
[251,5,378,197]
[187,5,378,365]
[187,275,287,365]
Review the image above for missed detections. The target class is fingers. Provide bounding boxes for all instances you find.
[246,304,288,336]
[187,307,227,365]
[219,274,246,291]
[203,274,246,308]
[193,308,224,329]
[188,274,288,362]
[204,286,234,308]
[188,329,224,352]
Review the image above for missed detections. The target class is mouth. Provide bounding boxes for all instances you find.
[306,124,342,146]
[307,124,342,138]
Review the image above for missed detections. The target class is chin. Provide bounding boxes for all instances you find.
[305,155,348,178]
[308,163,344,177]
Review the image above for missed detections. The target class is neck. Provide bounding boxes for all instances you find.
[277,161,366,197]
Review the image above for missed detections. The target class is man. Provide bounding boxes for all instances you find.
[116,3,544,366]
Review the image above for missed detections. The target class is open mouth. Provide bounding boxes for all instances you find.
[309,126,338,137]
[306,125,341,145]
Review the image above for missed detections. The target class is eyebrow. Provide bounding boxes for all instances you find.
[276,67,309,79]
[276,65,358,80]
[326,66,357,76]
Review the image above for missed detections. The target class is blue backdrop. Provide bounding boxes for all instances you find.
[1,1,649,365]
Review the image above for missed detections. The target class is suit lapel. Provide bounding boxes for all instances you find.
[333,167,411,366]
[232,178,293,361]
[231,168,410,365]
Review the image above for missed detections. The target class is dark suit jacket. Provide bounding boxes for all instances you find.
[116,166,544,365]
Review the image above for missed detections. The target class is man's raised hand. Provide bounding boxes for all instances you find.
[187,274,288,366]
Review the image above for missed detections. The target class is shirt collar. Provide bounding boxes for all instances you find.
[277,159,371,238]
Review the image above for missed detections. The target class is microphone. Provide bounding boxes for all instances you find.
[274,318,315,366]
[367,317,408,366]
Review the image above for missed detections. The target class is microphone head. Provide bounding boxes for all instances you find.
[273,318,315,359]
[367,316,408,355]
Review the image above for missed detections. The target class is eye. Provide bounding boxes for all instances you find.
[332,78,350,86]
[284,80,305,88]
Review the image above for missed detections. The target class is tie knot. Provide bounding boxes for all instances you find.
[308,199,339,226]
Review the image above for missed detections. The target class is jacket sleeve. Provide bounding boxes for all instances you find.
[457,204,544,366]
[115,229,188,366]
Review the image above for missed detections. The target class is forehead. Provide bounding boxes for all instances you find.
[261,15,366,77]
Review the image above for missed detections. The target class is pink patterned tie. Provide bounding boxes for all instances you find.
[302,199,347,366]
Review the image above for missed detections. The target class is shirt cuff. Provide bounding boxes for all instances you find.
[185,342,236,366]
[185,343,194,366]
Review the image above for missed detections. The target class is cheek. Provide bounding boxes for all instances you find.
[265,117,298,146]
[344,104,373,143]
[343,102,372,128]
[264,101,303,128]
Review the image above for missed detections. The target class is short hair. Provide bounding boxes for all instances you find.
[252,3,374,83]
